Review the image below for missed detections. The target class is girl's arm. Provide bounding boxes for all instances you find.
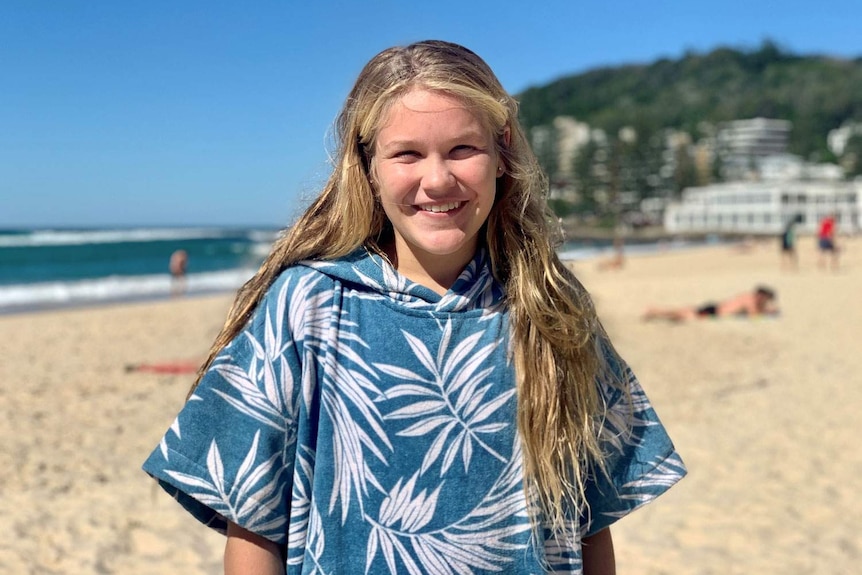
[581,527,616,575]
[224,521,285,575]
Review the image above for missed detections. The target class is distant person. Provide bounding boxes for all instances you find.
[732,235,756,254]
[142,40,685,574]
[125,359,199,375]
[780,214,801,270]
[597,234,625,271]
[643,285,779,322]
[169,249,188,296]
[817,213,839,271]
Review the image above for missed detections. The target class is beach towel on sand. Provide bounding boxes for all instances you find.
[143,247,686,574]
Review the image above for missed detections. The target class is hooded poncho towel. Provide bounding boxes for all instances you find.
[143,247,686,574]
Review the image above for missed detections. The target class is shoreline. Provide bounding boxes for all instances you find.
[0,237,740,317]
[0,285,241,318]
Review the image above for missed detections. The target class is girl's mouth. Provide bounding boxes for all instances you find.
[419,201,463,213]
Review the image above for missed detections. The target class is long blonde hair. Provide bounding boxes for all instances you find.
[192,40,615,530]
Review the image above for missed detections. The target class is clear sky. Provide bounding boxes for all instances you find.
[3,0,860,228]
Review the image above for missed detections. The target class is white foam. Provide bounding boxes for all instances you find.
[0,268,256,312]
[557,237,703,261]
[0,228,255,248]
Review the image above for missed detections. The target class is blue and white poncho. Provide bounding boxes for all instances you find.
[143,247,686,574]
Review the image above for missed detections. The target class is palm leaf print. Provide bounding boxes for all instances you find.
[163,430,287,539]
[365,440,530,575]
[310,324,392,523]
[375,320,512,476]
[287,445,315,567]
[204,275,322,434]
[597,366,660,456]
[300,502,332,575]
[159,418,183,461]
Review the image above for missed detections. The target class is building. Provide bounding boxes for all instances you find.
[828,121,862,156]
[552,116,591,180]
[717,117,792,180]
[664,179,861,235]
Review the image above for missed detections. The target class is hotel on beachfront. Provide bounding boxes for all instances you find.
[664,118,861,235]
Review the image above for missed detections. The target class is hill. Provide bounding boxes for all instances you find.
[517,41,862,161]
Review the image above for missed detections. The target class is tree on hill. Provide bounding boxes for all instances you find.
[517,41,862,161]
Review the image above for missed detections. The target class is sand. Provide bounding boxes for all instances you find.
[1,235,859,574]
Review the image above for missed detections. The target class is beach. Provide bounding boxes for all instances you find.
[1,235,859,573]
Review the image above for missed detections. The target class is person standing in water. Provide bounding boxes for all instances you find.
[169,249,188,296]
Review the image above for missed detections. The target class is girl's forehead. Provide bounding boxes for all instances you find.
[379,89,460,122]
[375,88,491,135]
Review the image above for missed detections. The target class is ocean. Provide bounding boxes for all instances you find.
[0,226,701,315]
[0,227,278,314]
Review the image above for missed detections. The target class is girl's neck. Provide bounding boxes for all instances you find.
[384,242,475,296]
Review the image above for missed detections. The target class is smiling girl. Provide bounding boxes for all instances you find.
[143,40,686,575]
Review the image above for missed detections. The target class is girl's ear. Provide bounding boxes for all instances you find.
[497,127,511,176]
[359,139,373,178]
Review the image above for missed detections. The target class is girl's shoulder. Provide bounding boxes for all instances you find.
[264,261,340,301]
[274,260,333,282]
[261,251,374,308]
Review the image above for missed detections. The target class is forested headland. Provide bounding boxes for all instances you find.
[517,41,862,162]
[514,42,862,233]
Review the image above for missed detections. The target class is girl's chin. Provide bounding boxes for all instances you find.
[399,236,479,260]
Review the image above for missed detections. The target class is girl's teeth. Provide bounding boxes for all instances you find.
[423,202,461,213]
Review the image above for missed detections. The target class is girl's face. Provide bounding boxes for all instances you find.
[373,88,502,282]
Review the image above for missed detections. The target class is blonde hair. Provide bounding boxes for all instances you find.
[192,40,616,531]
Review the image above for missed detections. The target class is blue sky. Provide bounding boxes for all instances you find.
[3,0,860,228]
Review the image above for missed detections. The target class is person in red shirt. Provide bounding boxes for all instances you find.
[817,214,840,271]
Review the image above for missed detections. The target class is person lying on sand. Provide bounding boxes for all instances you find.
[643,285,779,323]
[125,360,200,375]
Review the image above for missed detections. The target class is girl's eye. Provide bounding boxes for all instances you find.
[451,145,479,158]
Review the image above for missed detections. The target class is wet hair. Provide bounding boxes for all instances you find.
[191,40,620,532]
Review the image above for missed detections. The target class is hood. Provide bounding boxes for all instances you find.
[300,247,505,313]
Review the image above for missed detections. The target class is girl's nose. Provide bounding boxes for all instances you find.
[421,156,455,191]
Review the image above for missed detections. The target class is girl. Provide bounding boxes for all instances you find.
[144,40,686,574]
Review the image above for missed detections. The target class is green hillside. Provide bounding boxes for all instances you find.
[517,41,862,161]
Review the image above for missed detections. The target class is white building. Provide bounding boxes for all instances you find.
[664,179,861,235]
[553,116,591,179]
[717,117,792,180]
[718,117,791,157]
[828,121,862,156]
[757,154,844,182]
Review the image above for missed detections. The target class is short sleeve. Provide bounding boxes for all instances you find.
[142,277,304,545]
[581,350,687,536]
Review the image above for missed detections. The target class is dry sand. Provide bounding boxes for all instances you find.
[1,235,859,574]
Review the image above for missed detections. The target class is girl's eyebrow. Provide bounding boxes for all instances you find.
[378,130,489,151]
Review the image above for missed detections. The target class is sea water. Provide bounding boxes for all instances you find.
[0,227,277,314]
